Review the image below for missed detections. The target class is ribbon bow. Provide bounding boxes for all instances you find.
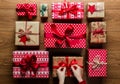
[14,55,48,77]
[16,22,38,45]
[93,28,104,35]
[53,56,83,76]
[45,24,85,47]
[16,4,34,19]
[88,55,107,70]
[52,0,84,19]
[40,4,47,16]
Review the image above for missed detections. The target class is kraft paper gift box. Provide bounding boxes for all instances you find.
[13,51,49,78]
[15,21,39,46]
[90,22,106,43]
[88,49,107,77]
[44,23,86,48]
[53,56,83,77]
[16,3,37,19]
[40,4,48,18]
[87,2,105,18]
[52,1,84,20]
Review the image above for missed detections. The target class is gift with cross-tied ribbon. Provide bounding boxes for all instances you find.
[90,22,106,43]
[16,3,37,19]
[15,21,39,46]
[88,49,107,77]
[44,23,86,48]
[13,51,49,78]
[87,2,105,18]
[52,0,84,19]
[53,56,83,77]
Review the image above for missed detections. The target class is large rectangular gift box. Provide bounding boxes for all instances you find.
[88,49,107,77]
[16,3,37,19]
[90,22,106,43]
[44,23,86,48]
[87,2,105,18]
[15,21,39,46]
[13,51,49,78]
[53,56,83,77]
[52,1,84,20]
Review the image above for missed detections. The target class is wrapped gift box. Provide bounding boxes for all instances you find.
[13,51,49,78]
[53,56,83,77]
[90,22,106,43]
[15,21,39,46]
[44,23,86,48]
[88,49,107,77]
[52,1,84,20]
[40,4,48,18]
[16,3,37,19]
[87,2,105,18]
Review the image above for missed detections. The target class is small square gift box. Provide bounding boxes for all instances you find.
[13,51,49,78]
[16,3,37,19]
[53,56,83,77]
[87,2,105,18]
[40,4,48,18]
[90,22,106,43]
[15,21,39,46]
[44,23,86,48]
[88,49,107,77]
[52,0,84,20]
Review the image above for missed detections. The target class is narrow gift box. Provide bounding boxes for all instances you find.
[87,2,105,18]
[90,22,106,43]
[53,56,83,77]
[15,21,39,46]
[44,23,86,48]
[52,0,84,20]
[40,4,48,18]
[88,49,107,77]
[16,3,37,19]
[13,51,49,78]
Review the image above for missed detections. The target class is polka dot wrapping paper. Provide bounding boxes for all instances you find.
[52,2,84,19]
[44,23,86,48]
[16,3,37,19]
[13,51,49,78]
[88,49,107,77]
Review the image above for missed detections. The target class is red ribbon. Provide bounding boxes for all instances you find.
[16,4,34,19]
[92,28,104,35]
[45,24,86,47]
[16,22,38,45]
[53,1,84,18]
[53,56,83,77]
[14,55,48,77]
[88,5,96,14]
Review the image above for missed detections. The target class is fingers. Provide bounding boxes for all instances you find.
[71,64,80,71]
[57,67,66,72]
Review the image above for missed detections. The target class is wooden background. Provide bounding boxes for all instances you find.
[0,0,120,84]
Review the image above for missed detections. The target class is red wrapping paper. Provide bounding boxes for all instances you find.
[88,49,107,77]
[52,1,84,19]
[44,23,86,48]
[16,3,37,19]
[13,51,49,78]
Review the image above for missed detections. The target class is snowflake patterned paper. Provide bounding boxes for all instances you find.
[13,51,49,78]
[52,2,84,20]
[44,23,86,48]
[88,49,107,77]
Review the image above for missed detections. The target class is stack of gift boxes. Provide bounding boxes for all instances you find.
[13,0,107,82]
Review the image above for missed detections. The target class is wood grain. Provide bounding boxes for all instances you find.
[0,0,120,84]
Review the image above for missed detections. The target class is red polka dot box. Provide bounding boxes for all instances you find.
[88,49,107,77]
[44,23,86,48]
[16,3,37,19]
[13,51,49,78]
